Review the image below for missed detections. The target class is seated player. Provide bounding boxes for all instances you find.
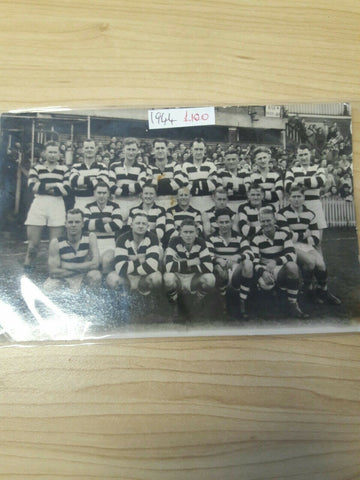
[83,181,124,274]
[251,207,309,319]
[237,183,267,240]
[43,208,102,293]
[127,183,166,244]
[107,212,162,296]
[164,219,215,316]
[202,187,236,238]
[276,185,341,304]
[209,209,254,318]
[24,141,70,273]
[164,187,203,246]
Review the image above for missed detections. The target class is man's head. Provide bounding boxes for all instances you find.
[247,183,264,207]
[297,144,311,167]
[123,137,139,162]
[259,207,276,236]
[224,149,239,172]
[253,147,271,170]
[177,187,191,209]
[153,138,168,162]
[44,141,60,164]
[94,181,110,206]
[288,184,305,209]
[66,209,84,236]
[131,212,149,236]
[215,209,232,236]
[179,219,198,247]
[141,183,157,206]
[190,138,206,162]
[213,187,228,209]
[83,139,96,161]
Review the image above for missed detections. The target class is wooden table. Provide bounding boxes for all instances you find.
[0,1,359,479]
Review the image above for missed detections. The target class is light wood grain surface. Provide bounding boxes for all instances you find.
[1,1,360,479]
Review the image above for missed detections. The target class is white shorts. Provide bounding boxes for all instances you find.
[176,272,197,293]
[74,196,95,212]
[305,199,327,229]
[25,195,66,227]
[294,242,315,254]
[43,273,85,293]
[190,196,213,213]
[127,274,151,295]
[97,237,116,258]
[258,265,282,291]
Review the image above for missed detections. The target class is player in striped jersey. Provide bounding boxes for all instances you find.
[284,144,327,233]
[164,219,215,316]
[83,182,124,274]
[277,185,341,305]
[249,147,283,209]
[175,138,217,212]
[24,142,70,273]
[251,207,309,319]
[109,137,149,216]
[107,212,162,296]
[202,187,236,238]
[237,183,266,240]
[148,139,180,209]
[69,138,109,211]
[164,187,203,246]
[209,209,254,318]
[216,149,250,210]
[127,183,166,244]
[43,208,101,293]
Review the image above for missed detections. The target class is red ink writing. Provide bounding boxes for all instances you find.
[184,111,209,123]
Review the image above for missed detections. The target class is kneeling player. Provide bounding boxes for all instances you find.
[43,208,102,293]
[107,212,162,296]
[252,207,309,319]
[277,185,341,304]
[164,219,215,316]
[209,209,253,317]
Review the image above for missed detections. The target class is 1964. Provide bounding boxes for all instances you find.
[150,111,177,127]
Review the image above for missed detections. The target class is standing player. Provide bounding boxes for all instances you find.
[250,147,283,210]
[202,187,236,238]
[127,183,166,244]
[251,207,309,319]
[148,138,180,209]
[164,219,215,316]
[43,208,101,293]
[107,212,162,296]
[165,187,203,245]
[209,209,254,318]
[277,185,341,304]
[216,149,250,210]
[109,137,149,216]
[285,144,327,235]
[237,183,266,240]
[69,138,109,211]
[175,138,217,212]
[24,141,70,273]
[83,181,124,274]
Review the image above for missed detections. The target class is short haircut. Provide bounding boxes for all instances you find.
[253,146,271,158]
[259,206,275,217]
[142,182,157,192]
[180,218,197,229]
[213,186,228,197]
[152,138,168,147]
[66,208,84,220]
[124,137,139,147]
[83,138,95,145]
[297,144,309,151]
[132,211,148,222]
[289,184,305,195]
[94,181,110,191]
[215,208,232,220]
[248,182,264,192]
[224,148,239,157]
[177,187,190,196]
[190,137,206,148]
[44,141,59,150]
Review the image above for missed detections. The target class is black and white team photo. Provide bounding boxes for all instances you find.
[0,104,358,340]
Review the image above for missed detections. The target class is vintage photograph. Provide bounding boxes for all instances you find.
[0,104,358,341]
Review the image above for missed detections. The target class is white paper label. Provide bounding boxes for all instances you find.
[148,107,215,130]
[265,105,281,118]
